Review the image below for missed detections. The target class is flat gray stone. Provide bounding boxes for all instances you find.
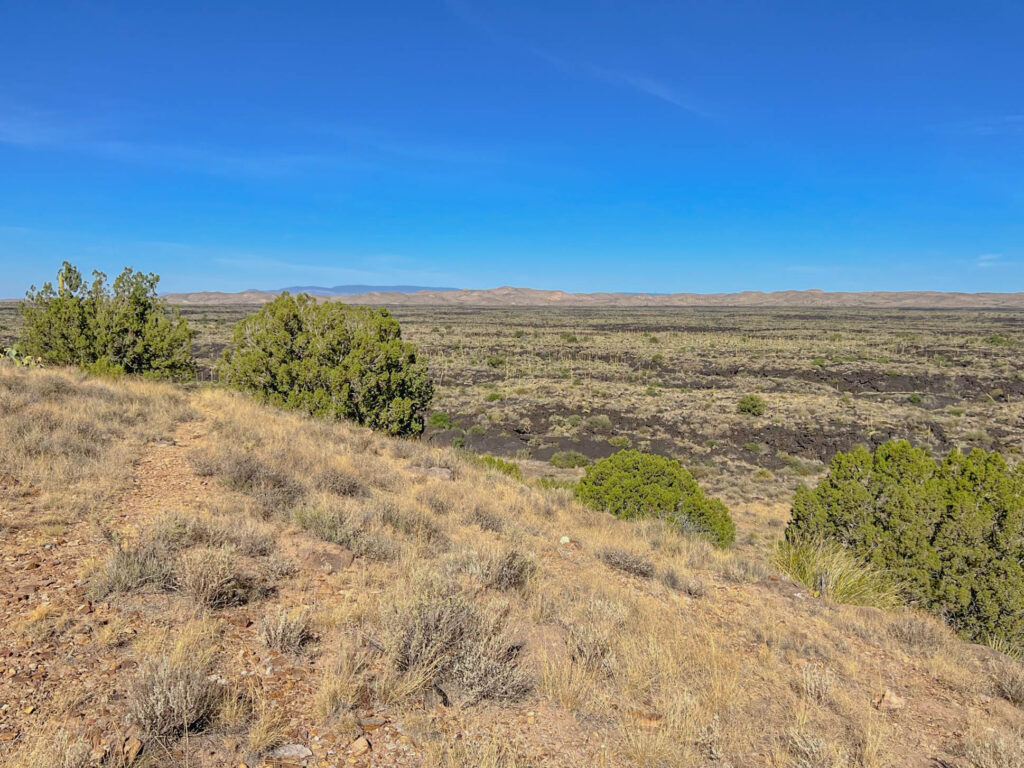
[269,744,313,760]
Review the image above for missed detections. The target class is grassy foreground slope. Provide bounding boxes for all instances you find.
[1,366,1023,768]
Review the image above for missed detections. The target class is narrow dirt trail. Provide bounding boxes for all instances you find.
[111,411,212,527]
[0,408,211,748]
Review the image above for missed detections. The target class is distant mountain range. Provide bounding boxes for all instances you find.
[161,286,1024,309]
[279,284,457,295]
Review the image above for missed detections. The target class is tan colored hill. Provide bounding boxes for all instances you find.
[1,366,1023,768]
[162,286,1024,309]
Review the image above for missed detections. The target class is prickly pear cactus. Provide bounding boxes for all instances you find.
[2,347,44,368]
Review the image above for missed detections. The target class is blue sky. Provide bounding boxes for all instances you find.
[1,1,1022,296]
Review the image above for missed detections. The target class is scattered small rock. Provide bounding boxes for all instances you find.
[267,744,313,760]
[874,688,906,711]
[123,735,143,765]
[300,547,355,574]
[357,716,387,731]
[420,467,454,481]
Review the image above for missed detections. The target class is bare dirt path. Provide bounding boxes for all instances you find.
[0,412,208,752]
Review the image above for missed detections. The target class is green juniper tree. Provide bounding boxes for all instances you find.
[19,262,194,380]
[787,440,1024,646]
[218,292,433,436]
[575,449,735,547]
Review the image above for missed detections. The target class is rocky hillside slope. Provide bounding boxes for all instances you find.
[1,367,1022,768]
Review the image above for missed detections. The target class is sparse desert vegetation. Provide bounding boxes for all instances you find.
[3,303,1024,767]
[2,360,1024,767]
[6,0,1023,762]
[12,300,1018,511]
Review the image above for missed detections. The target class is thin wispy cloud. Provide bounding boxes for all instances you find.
[940,115,1024,136]
[976,253,1004,268]
[0,110,363,178]
[0,97,510,179]
[0,222,457,294]
[302,123,503,166]
[209,253,462,290]
[0,103,93,147]
[89,140,365,178]
[593,68,712,118]
[0,101,466,178]
[444,0,711,119]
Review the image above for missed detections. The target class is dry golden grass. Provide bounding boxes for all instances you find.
[0,367,194,522]
[2,366,1024,768]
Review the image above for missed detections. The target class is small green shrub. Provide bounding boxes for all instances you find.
[736,394,767,416]
[608,435,631,449]
[596,547,655,579]
[995,658,1024,706]
[218,293,432,436]
[533,477,577,492]
[984,333,1013,346]
[389,581,530,705]
[19,262,194,380]
[549,450,589,469]
[428,412,453,429]
[888,612,950,655]
[292,506,396,561]
[314,466,366,497]
[786,440,1024,646]
[575,450,735,547]
[485,392,502,402]
[485,549,536,591]
[485,355,506,369]
[473,454,523,481]
[127,652,219,740]
[260,607,312,653]
[1,347,45,369]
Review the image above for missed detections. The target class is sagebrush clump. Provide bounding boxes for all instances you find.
[786,440,1024,647]
[218,292,432,436]
[575,450,735,546]
[19,261,194,380]
[736,394,767,416]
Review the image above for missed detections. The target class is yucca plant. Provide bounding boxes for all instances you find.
[774,538,902,610]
